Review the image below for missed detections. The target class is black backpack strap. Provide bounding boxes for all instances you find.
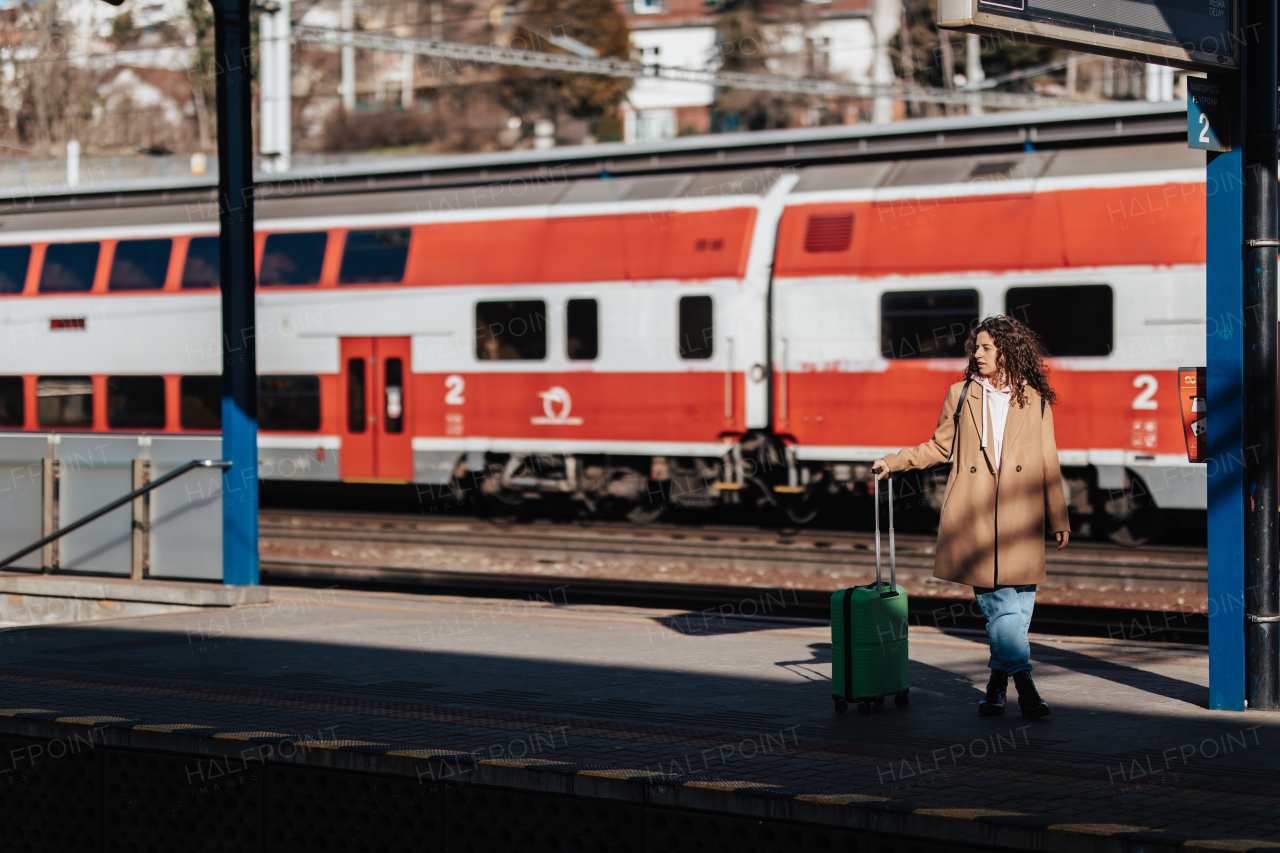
[950,378,974,460]
[953,379,974,427]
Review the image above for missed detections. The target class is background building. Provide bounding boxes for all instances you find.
[0,0,1186,173]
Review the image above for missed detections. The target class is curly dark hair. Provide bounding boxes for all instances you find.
[963,315,1058,409]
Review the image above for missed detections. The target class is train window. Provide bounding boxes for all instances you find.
[384,358,404,434]
[109,239,172,291]
[182,237,220,289]
[0,245,31,294]
[37,376,93,428]
[258,375,321,431]
[1005,285,1114,357]
[259,232,327,286]
[39,242,100,293]
[881,289,979,359]
[475,301,547,360]
[804,213,854,253]
[347,358,366,433]
[566,298,598,361]
[678,295,714,360]
[0,376,23,426]
[339,228,410,284]
[180,376,221,429]
[107,376,166,429]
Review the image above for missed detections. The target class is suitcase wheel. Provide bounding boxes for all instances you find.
[856,702,871,715]
[834,699,848,714]
[895,692,910,708]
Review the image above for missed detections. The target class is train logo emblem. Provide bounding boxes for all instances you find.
[532,386,583,425]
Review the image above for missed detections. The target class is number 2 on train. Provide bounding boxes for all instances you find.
[445,375,465,405]
[1132,374,1158,410]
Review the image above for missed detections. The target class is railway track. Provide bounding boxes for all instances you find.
[260,510,1208,588]
[258,510,1209,644]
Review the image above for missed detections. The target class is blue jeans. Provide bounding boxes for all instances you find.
[973,584,1037,675]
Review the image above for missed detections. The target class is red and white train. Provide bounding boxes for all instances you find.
[0,122,1206,541]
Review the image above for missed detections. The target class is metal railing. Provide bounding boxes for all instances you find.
[0,459,231,575]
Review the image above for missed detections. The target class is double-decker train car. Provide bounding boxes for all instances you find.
[0,111,1206,542]
[771,142,1205,542]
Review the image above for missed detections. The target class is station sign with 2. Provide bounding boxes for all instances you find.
[1187,77,1230,152]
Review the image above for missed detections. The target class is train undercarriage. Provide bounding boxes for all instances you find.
[431,433,1185,546]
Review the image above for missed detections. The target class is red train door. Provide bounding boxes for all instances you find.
[340,337,413,482]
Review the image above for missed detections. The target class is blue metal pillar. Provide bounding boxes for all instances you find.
[210,0,259,586]
[1206,79,1247,711]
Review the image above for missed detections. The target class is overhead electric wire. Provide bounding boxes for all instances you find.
[0,10,1089,105]
[294,24,1097,110]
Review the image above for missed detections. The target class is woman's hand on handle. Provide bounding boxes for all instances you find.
[871,459,889,480]
[1056,531,1070,551]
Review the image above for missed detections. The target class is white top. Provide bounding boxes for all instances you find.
[977,376,1013,472]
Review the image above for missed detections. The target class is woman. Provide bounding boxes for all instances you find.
[871,316,1070,720]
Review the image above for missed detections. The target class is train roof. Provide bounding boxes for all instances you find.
[270,101,1187,187]
[0,140,1204,237]
[791,142,1202,192]
[1,100,1184,206]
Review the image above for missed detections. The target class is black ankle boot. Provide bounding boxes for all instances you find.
[978,670,1008,716]
[1012,671,1051,719]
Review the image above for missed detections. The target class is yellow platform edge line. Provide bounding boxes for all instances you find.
[914,808,1029,819]
[576,769,665,779]
[795,793,890,805]
[298,740,392,750]
[1046,823,1151,836]
[385,748,480,758]
[55,716,136,725]
[1180,841,1280,851]
[477,758,564,769]
[134,724,218,733]
[10,704,1277,852]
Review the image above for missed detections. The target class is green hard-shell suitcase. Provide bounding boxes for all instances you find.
[831,474,910,715]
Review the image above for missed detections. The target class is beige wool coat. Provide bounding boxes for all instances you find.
[883,380,1071,588]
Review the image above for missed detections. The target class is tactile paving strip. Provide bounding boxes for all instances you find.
[0,714,1273,853]
[6,665,1279,806]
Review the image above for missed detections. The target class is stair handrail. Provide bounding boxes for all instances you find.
[0,459,232,571]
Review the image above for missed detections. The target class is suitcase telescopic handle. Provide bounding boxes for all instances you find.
[885,475,897,597]
[874,473,882,590]
[874,474,899,598]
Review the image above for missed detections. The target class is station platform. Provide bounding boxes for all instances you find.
[0,585,1273,852]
